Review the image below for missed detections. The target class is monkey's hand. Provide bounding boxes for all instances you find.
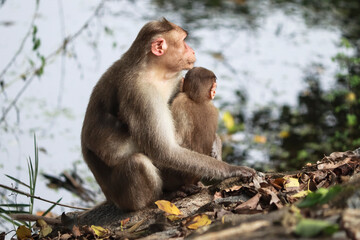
[228,165,257,182]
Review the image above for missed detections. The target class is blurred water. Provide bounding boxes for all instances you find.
[0,0,340,225]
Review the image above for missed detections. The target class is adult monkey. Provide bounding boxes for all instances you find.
[81,18,256,211]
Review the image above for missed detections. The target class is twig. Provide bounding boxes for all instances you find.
[0,1,40,80]
[0,0,106,123]
[10,214,61,225]
[0,183,90,211]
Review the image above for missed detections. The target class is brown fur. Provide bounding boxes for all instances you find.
[173,67,218,155]
[163,67,220,190]
[81,18,255,211]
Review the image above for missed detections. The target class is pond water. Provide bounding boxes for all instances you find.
[0,0,341,222]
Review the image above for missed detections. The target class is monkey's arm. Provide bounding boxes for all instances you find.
[124,84,255,179]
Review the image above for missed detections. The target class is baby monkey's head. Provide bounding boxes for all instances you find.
[183,67,217,103]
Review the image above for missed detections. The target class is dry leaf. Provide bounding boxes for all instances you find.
[72,225,81,238]
[91,225,109,237]
[120,218,130,227]
[37,219,52,237]
[16,225,31,240]
[235,193,261,213]
[292,190,310,199]
[186,214,212,230]
[36,211,56,218]
[213,191,222,200]
[167,215,181,221]
[284,177,300,188]
[227,185,242,192]
[155,200,182,215]
[60,233,71,240]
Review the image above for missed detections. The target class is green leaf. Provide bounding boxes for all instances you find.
[104,26,114,35]
[33,39,40,51]
[340,38,352,49]
[5,175,30,188]
[350,75,360,87]
[297,186,342,208]
[295,219,338,238]
[33,25,38,35]
[42,198,62,217]
[0,204,30,208]
[347,114,357,127]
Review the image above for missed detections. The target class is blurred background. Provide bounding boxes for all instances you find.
[1,0,359,231]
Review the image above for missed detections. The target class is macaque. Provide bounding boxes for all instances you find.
[172,67,219,157]
[81,18,256,211]
[163,67,221,190]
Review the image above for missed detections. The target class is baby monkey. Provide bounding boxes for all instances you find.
[164,67,221,190]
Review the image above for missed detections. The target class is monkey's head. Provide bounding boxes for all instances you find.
[183,67,217,103]
[123,18,196,72]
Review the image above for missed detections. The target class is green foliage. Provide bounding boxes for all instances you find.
[243,37,360,170]
[294,218,339,238]
[297,186,342,208]
[0,135,61,230]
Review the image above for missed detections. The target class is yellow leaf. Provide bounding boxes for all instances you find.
[16,225,31,240]
[253,135,267,144]
[37,219,52,237]
[278,130,290,138]
[284,177,300,188]
[187,214,212,230]
[155,200,182,215]
[346,92,356,102]
[167,214,181,221]
[222,111,235,131]
[292,190,310,198]
[91,225,109,237]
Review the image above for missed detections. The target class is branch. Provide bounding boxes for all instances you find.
[0,183,90,211]
[10,214,61,225]
[0,0,106,123]
[0,1,40,80]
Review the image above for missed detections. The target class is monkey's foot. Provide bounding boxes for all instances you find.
[164,183,204,201]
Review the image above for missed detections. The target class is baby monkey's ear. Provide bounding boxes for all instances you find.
[209,82,217,100]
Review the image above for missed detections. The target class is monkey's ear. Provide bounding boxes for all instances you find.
[210,82,217,99]
[151,38,168,56]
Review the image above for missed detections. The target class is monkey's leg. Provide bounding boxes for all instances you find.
[106,153,163,211]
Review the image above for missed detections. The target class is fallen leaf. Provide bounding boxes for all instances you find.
[294,218,338,238]
[186,214,212,230]
[91,225,110,237]
[235,193,261,213]
[284,177,300,188]
[72,225,81,238]
[120,218,130,226]
[60,233,71,240]
[37,219,52,237]
[167,215,181,221]
[227,185,242,192]
[213,191,222,200]
[259,188,283,209]
[120,217,130,231]
[36,211,56,218]
[155,200,182,215]
[291,190,310,199]
[16,225,31,240]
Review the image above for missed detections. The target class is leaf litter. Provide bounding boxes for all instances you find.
[6,149,360,239]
